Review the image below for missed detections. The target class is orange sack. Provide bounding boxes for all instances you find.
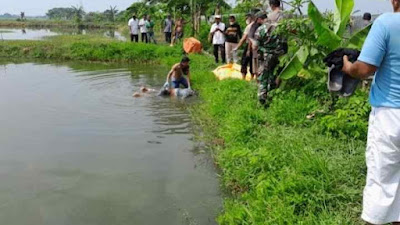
[183,37,202,54]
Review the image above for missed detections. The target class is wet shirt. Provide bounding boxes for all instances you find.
[128,18,139,35]
[225,23,242,43]
[358,13,400,108]
[210,22,226,45]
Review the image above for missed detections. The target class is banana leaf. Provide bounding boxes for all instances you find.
[346,24,372,50]
[279,46,309,80]
[308,1,342,51]
[333,0,354,36]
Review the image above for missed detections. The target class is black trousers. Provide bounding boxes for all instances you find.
[141,33,148,43]
[130,34,138,42]
[165,32,172,43]
[213,44,226,63]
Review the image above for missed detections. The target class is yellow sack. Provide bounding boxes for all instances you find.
[213,63,252,81]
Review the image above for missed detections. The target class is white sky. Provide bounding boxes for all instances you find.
[0,0,393,16]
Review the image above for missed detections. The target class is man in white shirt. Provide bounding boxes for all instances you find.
[210,15,226,64]
[128,14,139,42]
[138,14,148,43]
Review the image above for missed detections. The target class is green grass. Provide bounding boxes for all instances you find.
[0,36,368,224]
[0,35,183,62]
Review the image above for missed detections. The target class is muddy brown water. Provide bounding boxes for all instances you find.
[0,62,221,225]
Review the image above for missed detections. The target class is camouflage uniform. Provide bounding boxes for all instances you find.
[256,12,287,105]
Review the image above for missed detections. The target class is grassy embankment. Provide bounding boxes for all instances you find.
[0,19,116,29]
[0,35,367,224]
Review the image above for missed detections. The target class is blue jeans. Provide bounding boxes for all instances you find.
[172,77,188,88]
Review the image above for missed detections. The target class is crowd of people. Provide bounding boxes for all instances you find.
[208,0,285,105]
[128,14,186,46]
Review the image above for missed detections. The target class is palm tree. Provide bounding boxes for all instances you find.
[106,6,118,23]
[71,5,85,24]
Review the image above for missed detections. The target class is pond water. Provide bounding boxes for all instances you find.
[0,62,221,225]
[0,28,126,41]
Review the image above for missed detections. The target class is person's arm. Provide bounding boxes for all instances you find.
[342,57,377,80]
[210,24,216,35]
[235,33,248,50]
[342,18,387,80]
[166,65,177,82]
[187,70,191,89]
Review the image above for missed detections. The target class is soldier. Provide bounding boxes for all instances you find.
[256,0,287,105]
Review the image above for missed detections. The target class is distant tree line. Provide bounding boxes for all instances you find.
[46,6,122,23]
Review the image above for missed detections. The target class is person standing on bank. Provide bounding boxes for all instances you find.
[210,15,226,64]
[342,1,400,224]
[163,15,174,44]
[139,14,148,43]
[234,13,256,80]
[146,15,157,44]
[128,14,139,42]
[224,15,242,64]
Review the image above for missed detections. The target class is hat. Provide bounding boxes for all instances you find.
[215,15,222,19]
[256,12,268,19]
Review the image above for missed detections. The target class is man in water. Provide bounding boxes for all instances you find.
[158,87,195,99]
[342,0,400,224]
[210,15,226,64]
[128,14,139,42]
[165,56,191,89]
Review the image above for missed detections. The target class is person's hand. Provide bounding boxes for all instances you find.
[342,55,352,74]
[233,47,238,52]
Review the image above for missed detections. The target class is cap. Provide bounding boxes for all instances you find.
[215,15,222,19]
[256,12,268,19]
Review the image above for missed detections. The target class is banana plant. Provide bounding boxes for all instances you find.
[279,0,371,80]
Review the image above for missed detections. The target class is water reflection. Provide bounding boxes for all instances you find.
[0,28,126,41]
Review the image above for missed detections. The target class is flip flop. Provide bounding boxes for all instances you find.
[340,74,360,97]
[328,65,344,92]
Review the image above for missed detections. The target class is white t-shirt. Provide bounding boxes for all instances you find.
[210,22,226,45]
[128,18,139,35]
[139,19,148,33]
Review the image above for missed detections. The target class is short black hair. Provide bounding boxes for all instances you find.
[181,56,190,63]
[363,12,372,21]
[158,89,170,96]
[229,15,236,20]
[269,0,281,7]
